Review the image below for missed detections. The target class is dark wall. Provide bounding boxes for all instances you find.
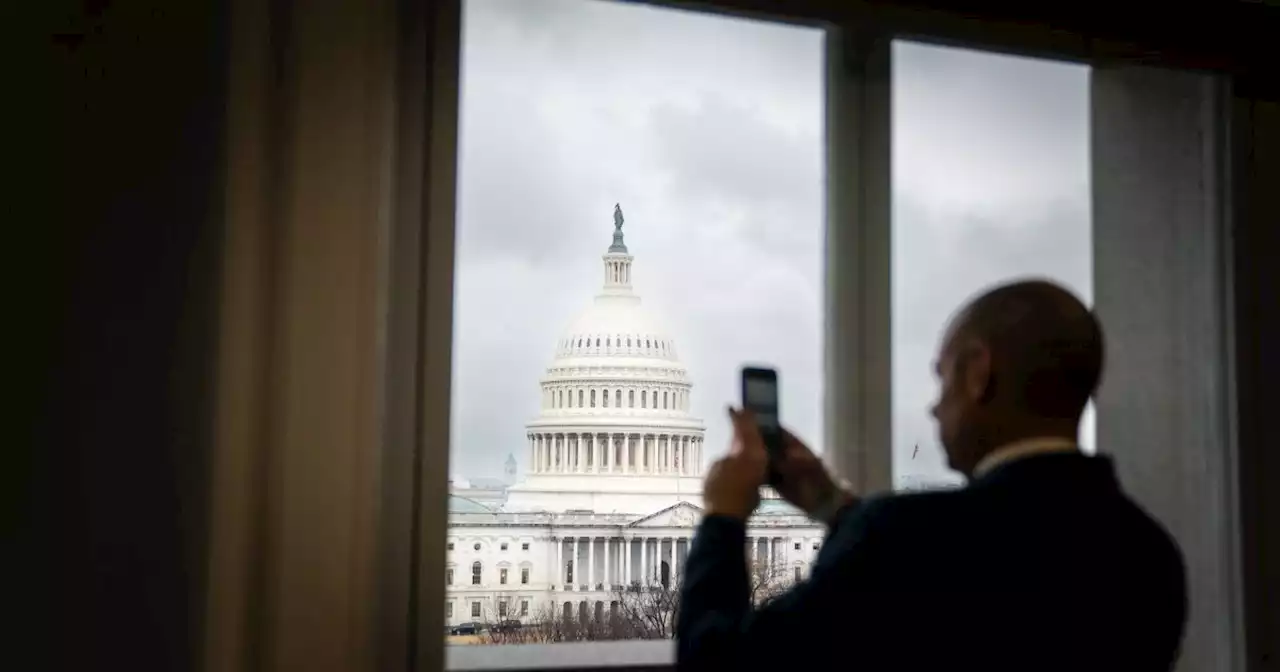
[30,1,228,670]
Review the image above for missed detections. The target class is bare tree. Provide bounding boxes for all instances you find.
[749,556,795,607]
[467,557,802,646]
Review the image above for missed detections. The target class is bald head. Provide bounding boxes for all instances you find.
[948,279,1103,420]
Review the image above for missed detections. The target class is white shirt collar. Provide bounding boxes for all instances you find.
[972,437,1080,478]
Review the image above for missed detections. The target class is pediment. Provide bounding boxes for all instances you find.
[628,501,703,529]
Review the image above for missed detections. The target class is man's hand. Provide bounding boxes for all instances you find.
[703,407,770,520]
[772,430,853,523]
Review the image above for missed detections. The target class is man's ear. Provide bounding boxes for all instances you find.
[962,340,994,404]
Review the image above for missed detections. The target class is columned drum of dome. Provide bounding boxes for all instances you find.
[504,206,707,513]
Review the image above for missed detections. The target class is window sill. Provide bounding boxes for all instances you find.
[446,640,674,671]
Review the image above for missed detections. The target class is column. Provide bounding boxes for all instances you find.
[623,538,630,585]
[555,537,563,587]
[589,433,597,473]
[588,537,596,588]
[750,537,757,568]
[640,537,648,584]
[572,536,579,586]
[605,434,613,472]
[672,537,679,582]
[603,537,611,587]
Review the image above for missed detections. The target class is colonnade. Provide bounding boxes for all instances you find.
[530,431,702,475]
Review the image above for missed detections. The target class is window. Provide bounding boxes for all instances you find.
[498,601,508,618]
[447,602,453,618]
[794,567,803,583]
[446,0,823,659]
[447,542,454,550]
[471,602,481,619]
[891,41,1094,490]
[446,568,454,585]
[812,543,819,551]
[794,542,801,550]
[471,561,481,585]
[473,543,480,551]
[500,542,508,551]
[521,542,529,551]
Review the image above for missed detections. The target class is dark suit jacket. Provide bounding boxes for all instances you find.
[677,454,1187,671]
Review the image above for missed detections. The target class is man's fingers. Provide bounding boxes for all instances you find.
[727,406,765,457]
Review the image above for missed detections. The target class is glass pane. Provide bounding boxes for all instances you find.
[891,41,1095,491]
[447,0,825,660]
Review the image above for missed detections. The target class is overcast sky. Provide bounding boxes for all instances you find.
[449,0,1092,488]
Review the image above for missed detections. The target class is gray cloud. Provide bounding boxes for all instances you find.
[451,0,1091,486]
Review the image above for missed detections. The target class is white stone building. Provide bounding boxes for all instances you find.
[446,207,824,627]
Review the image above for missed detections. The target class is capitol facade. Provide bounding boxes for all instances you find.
[446,207,824,628]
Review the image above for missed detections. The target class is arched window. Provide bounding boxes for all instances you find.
[594,601,604,622]
[615,389,621,407]
[578,389,584,407]
[558,390,563,407]
[627,337,632,346]
[562,602,573,622]
[595,338,600,347]
[566,560,574,583]
[602,390,609,408]
[590,389,596,407]
[641,391,647,408]
[628,390,634,407]
[663,391,668,409]
[471,561,482,585]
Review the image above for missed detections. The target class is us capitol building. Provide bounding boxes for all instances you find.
[446,206,825,626]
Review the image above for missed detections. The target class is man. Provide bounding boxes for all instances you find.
[677,279,1187,671]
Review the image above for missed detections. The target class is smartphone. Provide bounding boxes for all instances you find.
[740,366,784,461]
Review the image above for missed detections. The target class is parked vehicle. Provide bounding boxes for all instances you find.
[449,622,484,636]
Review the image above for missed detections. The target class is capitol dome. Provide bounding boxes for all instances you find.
[506,205,706,513]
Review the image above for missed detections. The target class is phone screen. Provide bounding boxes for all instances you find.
[741,367,782,465]
[743,377,779,432]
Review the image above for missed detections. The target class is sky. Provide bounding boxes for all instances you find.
[449,0,1093,487]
